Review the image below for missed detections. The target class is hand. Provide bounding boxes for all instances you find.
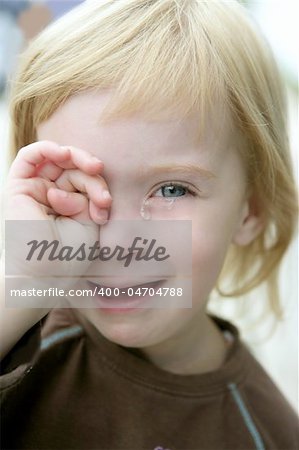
[5,140,111,223]
[2,141,112,306]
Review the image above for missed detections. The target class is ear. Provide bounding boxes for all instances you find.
[232,194,265,246]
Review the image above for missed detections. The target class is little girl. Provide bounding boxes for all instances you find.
[1,1,298,449]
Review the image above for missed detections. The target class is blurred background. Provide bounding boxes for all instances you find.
[0,0,298,412]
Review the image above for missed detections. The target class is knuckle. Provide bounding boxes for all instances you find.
[16,146,27,158]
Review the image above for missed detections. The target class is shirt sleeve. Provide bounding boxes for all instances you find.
[0,320,42,396]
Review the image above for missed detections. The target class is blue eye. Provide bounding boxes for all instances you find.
[154,183,190,198]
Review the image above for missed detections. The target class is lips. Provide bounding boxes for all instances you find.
[85,279,166,312]
[87,279,164,299]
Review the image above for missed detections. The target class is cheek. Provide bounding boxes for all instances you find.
[191,215,235,301]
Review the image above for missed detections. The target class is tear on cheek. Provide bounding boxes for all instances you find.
[140,197,194,220]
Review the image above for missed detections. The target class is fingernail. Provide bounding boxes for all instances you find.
[102,190,111,200]
[60,145,71,152]
[91,156,103,164]
[97,209,108,224]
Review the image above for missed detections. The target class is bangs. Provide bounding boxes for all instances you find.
[95,2,227,122]
[15,0,228,127]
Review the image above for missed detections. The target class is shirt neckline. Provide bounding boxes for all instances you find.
[65,309,249,397]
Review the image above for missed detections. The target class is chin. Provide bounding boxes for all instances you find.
[102,323,153,348]
[78,307,167,349]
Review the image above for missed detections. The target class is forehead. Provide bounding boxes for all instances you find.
[37,90,234,163]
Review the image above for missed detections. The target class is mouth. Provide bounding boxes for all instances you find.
[88,279,164,296]
[86,279,166,311]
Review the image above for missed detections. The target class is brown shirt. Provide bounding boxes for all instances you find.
[1,309,298,450]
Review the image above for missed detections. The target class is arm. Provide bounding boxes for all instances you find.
[1,141,111,362]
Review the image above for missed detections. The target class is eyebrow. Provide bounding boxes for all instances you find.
[139,164,217,180]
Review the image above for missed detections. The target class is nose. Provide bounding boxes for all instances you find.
[107,194,142,221]
[91,205,150,281]
[99,195,144,250]
[99,219,143,253]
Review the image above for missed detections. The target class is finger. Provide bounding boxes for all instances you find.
[55,169,112,209]
[47,188,91,221]
[36,152,104,180]
[48,189,109,225]
[89,200,109,225]
[7,177,54,207]
[57,145,104,175]
[9,141,104,180]
[35,160,64,181]
[9,141,70,179]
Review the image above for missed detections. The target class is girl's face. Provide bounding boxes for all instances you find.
[37,90,249,350]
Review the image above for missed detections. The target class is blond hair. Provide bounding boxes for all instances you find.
[9,0,298,319]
